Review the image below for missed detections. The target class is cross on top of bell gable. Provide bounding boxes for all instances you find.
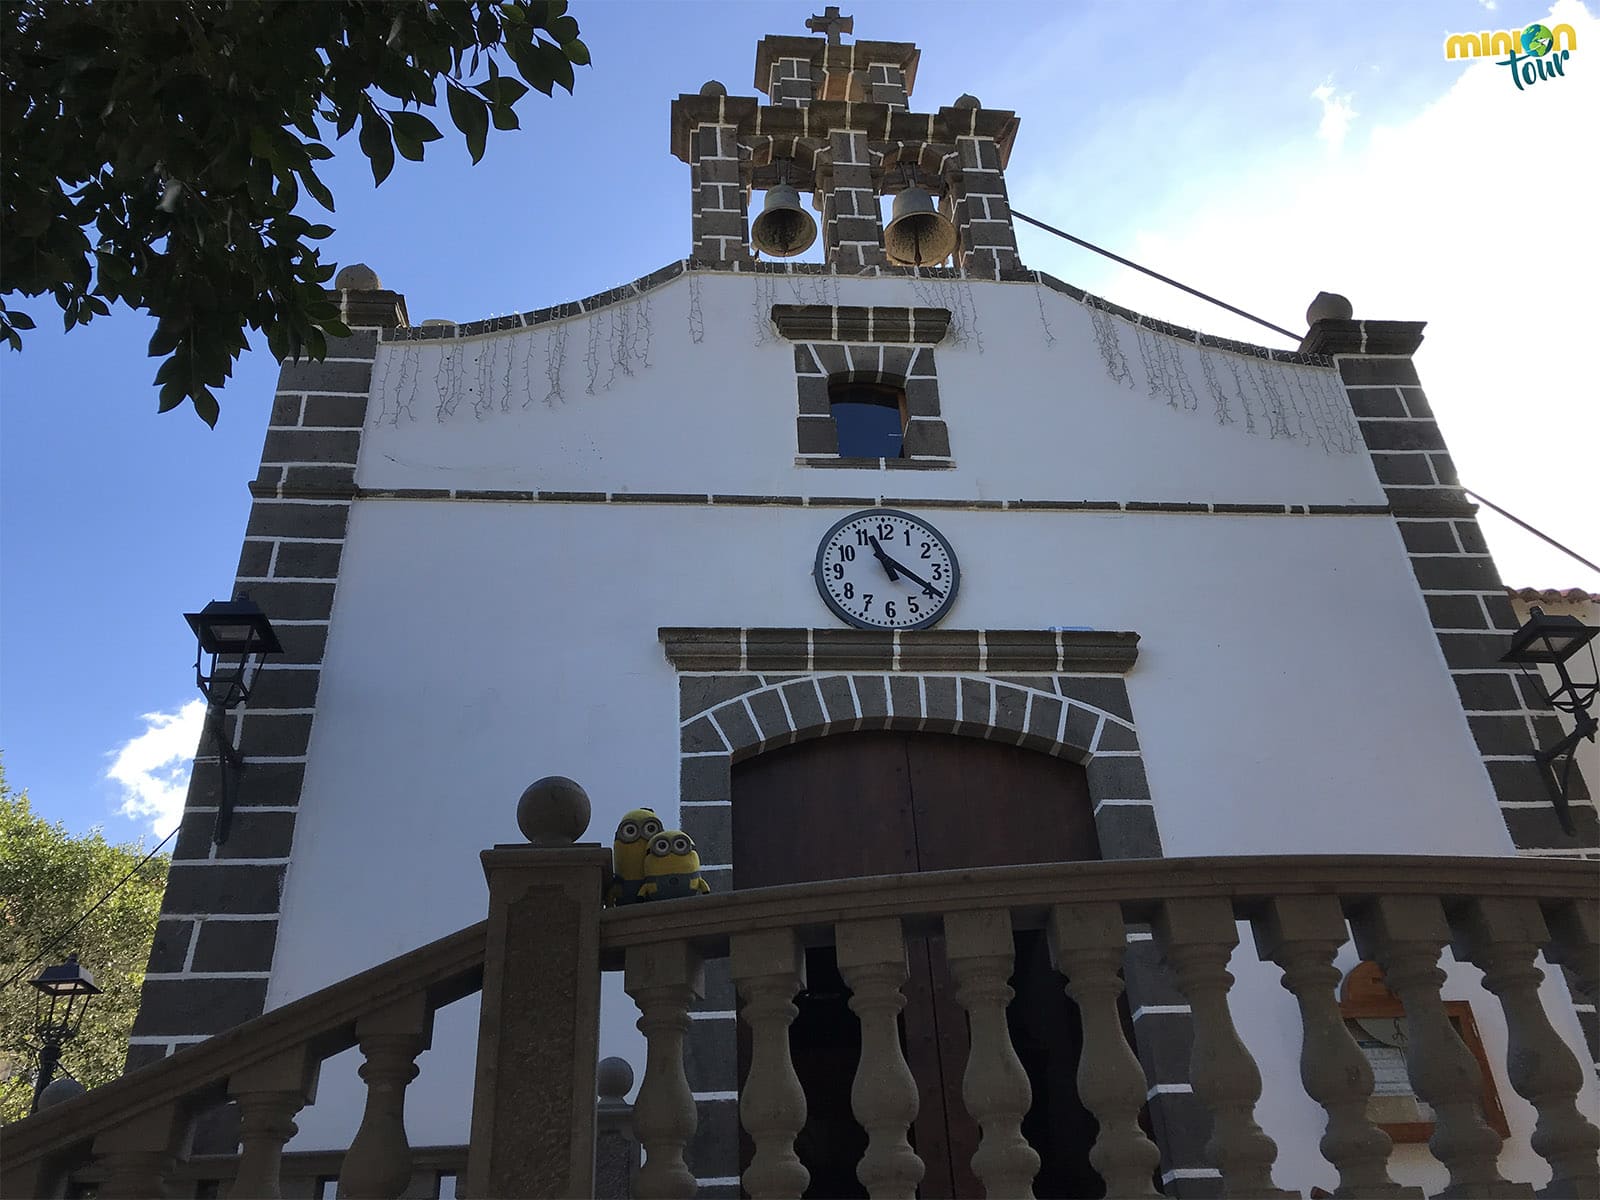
[805,6,853,44]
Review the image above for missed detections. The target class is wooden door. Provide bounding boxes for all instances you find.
[733,731,1102,1199]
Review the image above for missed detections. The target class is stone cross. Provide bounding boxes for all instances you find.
[806,6,853,44]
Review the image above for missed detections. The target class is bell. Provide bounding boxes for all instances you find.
[751,184,818,258]
[883,185,958,267]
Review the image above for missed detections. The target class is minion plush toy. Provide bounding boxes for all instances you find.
[609,808,663,906]
[636,830,711,901]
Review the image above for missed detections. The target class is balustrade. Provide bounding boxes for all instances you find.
[4,852,1596,1200]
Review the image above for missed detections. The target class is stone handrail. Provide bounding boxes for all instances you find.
[597,854,1598,961]
[3,920,487,1198]
[604,855,1599,1200]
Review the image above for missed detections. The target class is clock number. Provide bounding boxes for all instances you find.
[878,521,894,540]
[903,528,912,547]
[932,563,944,581]
[908,597,921,615]
[856,529,871,547]
[832,563,844,580]
[863,593,874,611]
[920,541,931,559]
[839,545,855,562]
[843,582,854,599]
[885,601,897,619]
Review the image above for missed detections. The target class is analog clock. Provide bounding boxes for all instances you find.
[813,508,961,630]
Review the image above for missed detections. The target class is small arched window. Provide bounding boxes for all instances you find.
[829,381,907,459]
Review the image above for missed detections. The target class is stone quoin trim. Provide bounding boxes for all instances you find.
[1304,312,1599,1088]
[126,278,407,1072]
[1302,315,1596,859]
[659,631,1209,1194]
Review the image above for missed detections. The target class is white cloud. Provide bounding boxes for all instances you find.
[1015,0,1600,593]
[1311,79,1358,150]
[107,700,206,838]
[1479,0,1499,10]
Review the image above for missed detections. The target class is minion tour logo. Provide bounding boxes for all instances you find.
[1444,22,1578,90]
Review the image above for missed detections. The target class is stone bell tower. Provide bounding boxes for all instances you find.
[669,8,1023,274]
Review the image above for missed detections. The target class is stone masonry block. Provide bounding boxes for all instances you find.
[817,675,858,725]
[275,359,374,394]
[300,393,370,428]
[160,864,285,916]
[680,804,731,865]
[1453,672,1520,712]
[1094,803,1162,859]
[1087,756,1151,800]
[236,712,314,758]
[244,501,350,541]
[131,978,270,1037]
[146,919,194,974]
[191,920,280,973]
[1396,519,1458,554]
[271,541,344,578]
[779,680,826,737]
[1426,593,1488,630]
[746,687,791,744]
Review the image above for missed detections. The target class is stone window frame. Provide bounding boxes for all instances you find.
[655,625,1213,1195]
[777,304,955,470]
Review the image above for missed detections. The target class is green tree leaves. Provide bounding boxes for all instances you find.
[0,1,590,425]
[0,763,168,1122]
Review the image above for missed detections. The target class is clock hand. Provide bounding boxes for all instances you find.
[873,548,945,600]
[867,536,902,582]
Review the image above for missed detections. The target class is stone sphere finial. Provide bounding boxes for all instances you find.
[1306,291,1353,325]
[699,80,727,96]
[953,94,981,109]
[419,318,455,328]
[597,1056,635,1100]
[335,263,382,291]
[39,1077,87,1110]
[516,775,590,845]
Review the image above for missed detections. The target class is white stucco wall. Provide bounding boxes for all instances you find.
[269,271,1594,1189]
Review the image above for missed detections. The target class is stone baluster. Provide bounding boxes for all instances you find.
[625,939,705,1200]
[1047,902,1162,1198]
[339,993,432,1199]
[1542,899,1599,1004]
[944,908,1040,1199]
[1453,897,1600,1199]
[731,928,809,1199]
[1350,895,1530,1199]
[837,917,925,1200]
[92,1103,183,1200]
[1154,897,1292,1198]
[595,1057,641,1200]
[227,1047,319,1200]
[1250,895,1418,1199]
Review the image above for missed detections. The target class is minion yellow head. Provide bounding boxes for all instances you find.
[642,830,702,878]
[612,808,663,883]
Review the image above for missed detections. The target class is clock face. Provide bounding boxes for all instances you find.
[813,509,960,630]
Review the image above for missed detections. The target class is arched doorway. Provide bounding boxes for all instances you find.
[732,730,1105,1199]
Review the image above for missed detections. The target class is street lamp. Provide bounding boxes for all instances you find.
[1502,605,1599,836]
[184,595,282,843]
[30,954,101,1114]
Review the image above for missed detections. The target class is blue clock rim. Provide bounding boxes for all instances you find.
[812,507,962,631]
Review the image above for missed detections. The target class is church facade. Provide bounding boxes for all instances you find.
[115,15,1598,1199]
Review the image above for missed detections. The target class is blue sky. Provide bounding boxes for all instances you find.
[3,0,1596,844]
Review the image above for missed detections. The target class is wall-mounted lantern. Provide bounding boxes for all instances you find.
[184,595,282,844]
[1502,605,1598,835]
